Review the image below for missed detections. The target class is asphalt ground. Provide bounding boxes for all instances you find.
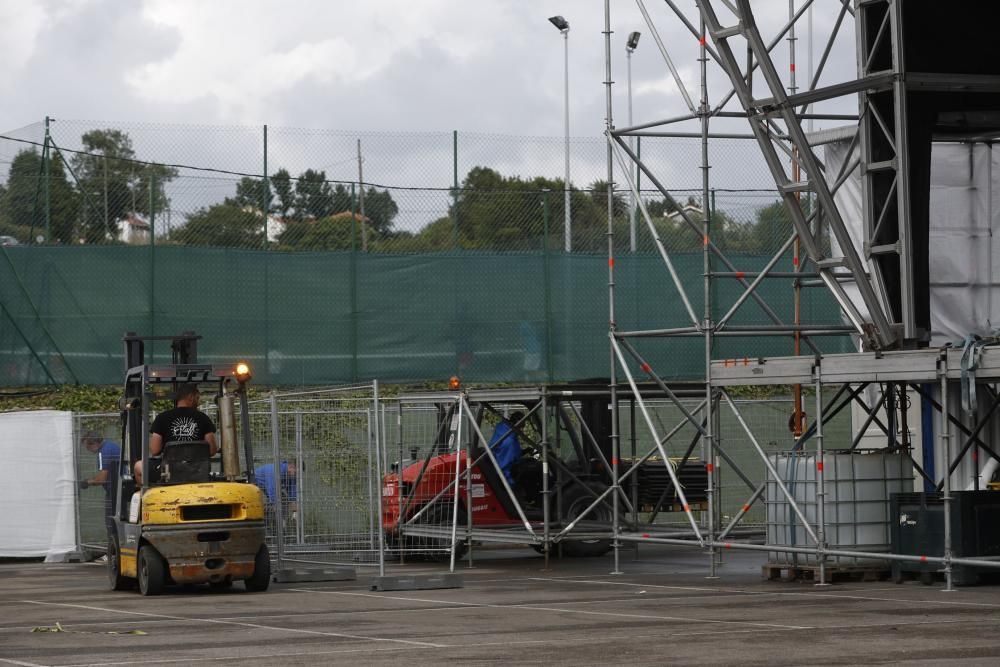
[3,545,1000,666]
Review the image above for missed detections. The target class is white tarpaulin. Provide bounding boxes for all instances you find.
[825,138,1000,346]
[0,410,77,559]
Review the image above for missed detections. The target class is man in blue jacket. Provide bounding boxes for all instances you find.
[255,460,300,529]
[488,411,525,487]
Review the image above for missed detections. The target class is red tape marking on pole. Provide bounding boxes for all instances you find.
[642,533,650,539]
[641,362,652,373]
[790,63,796,72]
[742,504,750,513]
[793,256,799,266]
[683,504,690,512]
[735,270,745,279]
[706,463,714,473]
[703,234,710,246]
[612,457,619,466]
[920,555,928,563]
[608,258,615,268]
[817,462,824,471]
[724,543,732,549]
[698,37,706,46]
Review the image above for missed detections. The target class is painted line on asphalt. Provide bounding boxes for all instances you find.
[20,600,446,648]
[292,588,810,630]
[0,659,50,667]
[58,645,422,667]
[525,576,1000,607]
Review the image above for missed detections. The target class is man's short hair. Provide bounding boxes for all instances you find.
[81,430,101,443]
[508,411,526,425]
[174,383,200,405]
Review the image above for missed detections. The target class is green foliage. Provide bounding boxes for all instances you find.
[293,169,336,220]
[70,129,178,242]
[278,212,373,251]
[1,149,79,244]
[169,203,264,249]
[0,385,120,412]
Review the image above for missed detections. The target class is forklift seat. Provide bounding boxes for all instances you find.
[161,440,211,484]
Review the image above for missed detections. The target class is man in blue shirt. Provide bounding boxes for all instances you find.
[488,411,525,487]
[80,431,121,523]
[254,460,300,515]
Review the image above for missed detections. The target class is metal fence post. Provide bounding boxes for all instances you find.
[262,125,271,381]
[270,391,284,570]
[149,172,155,355]
[294,411,304,545]
[543,189,554,382]
[373,380,385,577]
[44,116,51,242]
[452,130,459,249]
[350,184,359,382]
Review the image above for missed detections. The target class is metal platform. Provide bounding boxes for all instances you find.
[401,520,614,545]
[710,347,1000,386]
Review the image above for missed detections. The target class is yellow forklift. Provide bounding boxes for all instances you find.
[107,332,269,595]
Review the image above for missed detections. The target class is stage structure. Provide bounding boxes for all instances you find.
[601,0,1000,587]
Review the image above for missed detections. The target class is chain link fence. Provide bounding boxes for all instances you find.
[1,119,849,387]
[2,119,789,253]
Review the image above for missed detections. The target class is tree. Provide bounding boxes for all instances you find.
[169,204,264,249]
[70,129,178,242]
[271,168,293,217]
[359,186,398,235]
[292,169,334,220]
[0,148,79,244]
[229,177,270,210]
[295,213,373,251]
[589,180,628,218]
[752,200,792,254]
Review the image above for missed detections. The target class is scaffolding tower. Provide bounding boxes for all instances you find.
[603,0,1000,588]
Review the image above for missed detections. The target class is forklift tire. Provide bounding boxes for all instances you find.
[416,503,467,563]
[560,484,613,558]
[244,545,271,592]
[138,545,166,596]
[107,534,131,591]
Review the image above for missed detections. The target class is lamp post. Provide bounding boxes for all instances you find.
[549,15,571,252]
[626,31,640,252]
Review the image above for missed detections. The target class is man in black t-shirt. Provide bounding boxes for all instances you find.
[134,384,217,486]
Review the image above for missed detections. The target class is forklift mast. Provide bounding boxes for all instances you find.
[121,330,203,467]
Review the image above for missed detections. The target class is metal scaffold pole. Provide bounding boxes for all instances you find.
[603,0,622,576]
[699,10,718,580]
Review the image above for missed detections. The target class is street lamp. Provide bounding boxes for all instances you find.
[626,31,640,252]
[549,15,571,252]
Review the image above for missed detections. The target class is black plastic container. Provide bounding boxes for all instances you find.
[890,491,1000,585]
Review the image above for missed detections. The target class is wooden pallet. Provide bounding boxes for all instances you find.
[762,562,890,583]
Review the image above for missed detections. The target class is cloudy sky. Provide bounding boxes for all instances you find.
[0,1,856,135]
[0,1,857,226]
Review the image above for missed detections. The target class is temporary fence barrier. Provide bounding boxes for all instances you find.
[245,383,385,577]
[68,390,852,574]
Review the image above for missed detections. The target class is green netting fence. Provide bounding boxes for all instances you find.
[0,119,851,385]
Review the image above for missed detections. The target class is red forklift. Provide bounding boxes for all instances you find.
[382,382,709,559]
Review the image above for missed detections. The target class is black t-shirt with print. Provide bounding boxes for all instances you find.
[150,406,217,444]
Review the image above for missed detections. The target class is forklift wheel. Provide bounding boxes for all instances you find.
[244,545,271,592]
[107,534,132,591]
[560,484,613,558]
[138,546,166,596]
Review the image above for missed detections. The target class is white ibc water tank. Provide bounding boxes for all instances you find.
[765,451,914,566]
